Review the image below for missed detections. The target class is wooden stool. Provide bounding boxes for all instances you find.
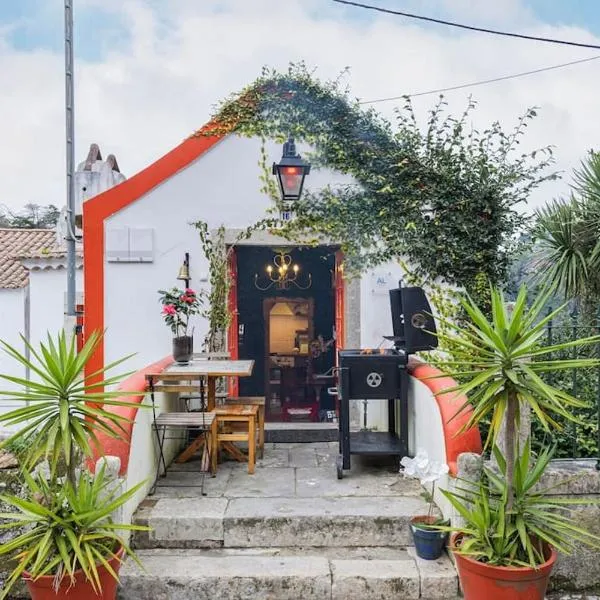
[223,396,265,458]
[213,405,259,474]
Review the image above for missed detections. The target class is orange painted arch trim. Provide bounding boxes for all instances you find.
[408,361,482,476]
[83,126,225,384]
[89,355,173,476]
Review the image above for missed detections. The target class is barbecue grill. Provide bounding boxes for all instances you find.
[334,283,438,479]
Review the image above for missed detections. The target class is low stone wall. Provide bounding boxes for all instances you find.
[456,453,600,594]
[0,464,28,599]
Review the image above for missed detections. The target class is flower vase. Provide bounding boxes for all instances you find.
[410,516,449,560]
[173,335,193,364]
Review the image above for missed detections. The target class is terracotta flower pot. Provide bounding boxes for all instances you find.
[450,533,557,600]
[23,547,124,600]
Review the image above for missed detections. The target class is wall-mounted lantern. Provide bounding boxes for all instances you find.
[272,137,311,206]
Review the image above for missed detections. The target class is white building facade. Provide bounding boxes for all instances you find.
[82,130,411,431]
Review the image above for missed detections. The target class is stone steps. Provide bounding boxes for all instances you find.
[118,547,459,600]
[132,494,432,549]
[126,447,456,599]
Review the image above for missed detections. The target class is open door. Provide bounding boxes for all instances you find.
[263,298,315,421]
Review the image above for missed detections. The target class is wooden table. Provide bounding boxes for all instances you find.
[146,359,255,465]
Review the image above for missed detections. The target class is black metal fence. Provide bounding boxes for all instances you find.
[539,309,600,467]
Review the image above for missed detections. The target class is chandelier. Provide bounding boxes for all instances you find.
[254,251,312,291]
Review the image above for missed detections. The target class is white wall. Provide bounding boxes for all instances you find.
[103,134,352,373]
[121,390,183,529]
[357,263,406,430]
[28,266,84,347]
[406,374,452,518]
[0,287,27,434]
[0,266,83,436]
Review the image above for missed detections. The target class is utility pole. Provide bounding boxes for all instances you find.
[64,0,77,332]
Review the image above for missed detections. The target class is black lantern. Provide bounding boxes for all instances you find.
[272,137,311,203]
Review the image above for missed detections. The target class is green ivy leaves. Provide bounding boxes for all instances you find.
[200,63,556,298]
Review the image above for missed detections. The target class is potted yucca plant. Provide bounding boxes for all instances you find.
[436,284,600,600]
[0,330,148,600]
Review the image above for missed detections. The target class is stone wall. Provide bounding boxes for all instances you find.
[0,462,28,599]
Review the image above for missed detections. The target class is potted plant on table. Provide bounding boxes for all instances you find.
[435,284,600,600]
[158,287,203,363]
[400,450,450,560]
[0,331,148,600]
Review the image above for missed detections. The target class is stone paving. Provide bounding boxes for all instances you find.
[152,441,424,499]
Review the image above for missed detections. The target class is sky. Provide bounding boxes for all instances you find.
[2,0,600,212]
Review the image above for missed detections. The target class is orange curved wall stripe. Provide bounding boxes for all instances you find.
[408,361,482,475]
[83,127,225,384]
[89,355,173,475]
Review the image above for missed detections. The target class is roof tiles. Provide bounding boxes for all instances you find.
[0,229,57,289]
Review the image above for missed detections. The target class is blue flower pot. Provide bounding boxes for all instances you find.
[410,516,449,560]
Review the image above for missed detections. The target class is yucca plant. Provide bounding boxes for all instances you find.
[0,330,136,486]
[0,465,146,598]
[442,441,600,568]
[439,284,600,512]
[0,330,149,599]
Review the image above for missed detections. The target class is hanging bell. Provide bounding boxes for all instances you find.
[177,261,190,282]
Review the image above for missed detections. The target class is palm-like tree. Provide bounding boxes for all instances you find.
[536,151,600,314]
[440,285,600,509]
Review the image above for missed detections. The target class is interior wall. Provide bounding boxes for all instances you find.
[269,309,309,354]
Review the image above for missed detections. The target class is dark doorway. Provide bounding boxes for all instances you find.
[236,246,337,422]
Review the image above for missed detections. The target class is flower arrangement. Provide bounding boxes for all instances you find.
[401,450,449,523]
[158,287,202,337]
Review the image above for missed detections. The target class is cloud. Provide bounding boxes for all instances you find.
[1,0,599,213]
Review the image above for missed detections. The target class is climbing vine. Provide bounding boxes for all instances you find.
[193,219,275,352]
[197,63,558,301]
[194,222,231,353]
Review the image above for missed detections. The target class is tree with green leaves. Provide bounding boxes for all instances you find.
[206,63,557,303]
[0,203,60,229]
[536,151,600,316]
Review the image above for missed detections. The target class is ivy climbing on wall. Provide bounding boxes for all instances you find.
[198,62,558,303]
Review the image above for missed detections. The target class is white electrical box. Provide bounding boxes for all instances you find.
[129,228,154,262]
[106,227,154,262]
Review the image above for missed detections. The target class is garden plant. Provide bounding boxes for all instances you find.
[0,331,148,600]
[436,284,600,599]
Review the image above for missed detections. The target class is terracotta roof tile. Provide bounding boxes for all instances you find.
[0,229,57,288]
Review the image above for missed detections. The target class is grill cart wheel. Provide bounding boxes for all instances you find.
[336,455,344,479]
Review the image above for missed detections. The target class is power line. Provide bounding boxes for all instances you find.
[359,54,600,104]
[333,0,600,51]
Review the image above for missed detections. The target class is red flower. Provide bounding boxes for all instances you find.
[162,304,176,315]
[185,288,196,296]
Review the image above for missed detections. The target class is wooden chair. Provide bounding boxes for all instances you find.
[213,405,259,474]
[222,396,265,459]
